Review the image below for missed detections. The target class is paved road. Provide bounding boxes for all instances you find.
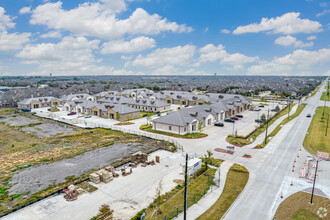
[223,81,329,220]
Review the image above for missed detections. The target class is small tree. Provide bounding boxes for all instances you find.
[116,112,121,121]
[198,121,203,133]
[261,113,266,120]
[155,179,163,214]
[275,105,280,112]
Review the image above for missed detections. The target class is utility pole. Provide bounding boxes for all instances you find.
[310,159,319,204]
[184,153,188,220]
[232,121,235,136]
[287,97,291,119]
[264,109,270,144]
[326,114,329,137]
[218,167,221,186]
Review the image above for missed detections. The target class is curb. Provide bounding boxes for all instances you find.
[139,128,208,139]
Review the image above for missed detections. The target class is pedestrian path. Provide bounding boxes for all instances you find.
[174,161,233,220]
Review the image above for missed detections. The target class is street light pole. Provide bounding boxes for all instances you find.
[310,159,319,204]
[264,109,270,144]
[232,121,235,136]
[184,153,188,220]
[325,114,329,137]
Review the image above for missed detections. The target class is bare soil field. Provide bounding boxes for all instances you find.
[9,142,147,195]
[21,123,74,137]
[0,116,41,127]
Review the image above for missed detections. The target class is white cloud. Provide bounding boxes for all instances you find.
[0,7,15,31]
[16,36,104,74]
[220,29,230,34]
[248,48,330,75]
[100,0,128,14]
[0,31,31,51]
[307,35,317,40]
[274,35,313,47]
[128,45,196,68]
[316,9,330,17]
[19,7,31,14]
[29,1,192,39]
[40,31,62,39]
[101,36,155,54]
[196,44,258,69]
[233,12,322,35]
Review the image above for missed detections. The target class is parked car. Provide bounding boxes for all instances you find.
[230,116,239,120]
[271,108,279,112]
[227,145,235,150]
[67,112,77,116]
[224,118,235,123]
[251,107,261,111]
[214,122,224,127]
[21,108,31,112]
[84,115,92,118]
[142,114,148,117]
[235,114,243,118]
[255,119,265,123]
[258,105,265,108]
[307,114,312,118]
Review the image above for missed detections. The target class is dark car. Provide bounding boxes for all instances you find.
[142,114,148,117]
[214,122,224,127]
[230,116,239,120]
[227,145,235,150]
[255,119,265,123]
[67,112,77,116]
[235,114,243,118]
[21,109,31,112]
[224,118,235,123]
[271,108,279,112]
[307,114,312,117]
[258,105,265,108]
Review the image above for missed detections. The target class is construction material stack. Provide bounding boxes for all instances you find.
[89,173,101,184]
[96,169,113,183]
[131,151,148,167]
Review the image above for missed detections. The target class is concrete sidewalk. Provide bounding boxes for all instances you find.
[175,161,233,220]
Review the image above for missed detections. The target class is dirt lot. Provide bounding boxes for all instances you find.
[21,123,74,137]
[9,142,149,195]
[0,116,41,127]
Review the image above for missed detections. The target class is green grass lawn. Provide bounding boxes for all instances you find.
[197,164,249,220]
[274,191,329,220]
[139,111,156,117]
[140,124,208,139]
[320,92,329,101]
[303,106,330,154]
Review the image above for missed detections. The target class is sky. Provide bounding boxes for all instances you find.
[0,0,329,76]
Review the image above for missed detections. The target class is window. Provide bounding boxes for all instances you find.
[169,126,172,130]
[184,127,186,132]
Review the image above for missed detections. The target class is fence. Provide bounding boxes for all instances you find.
[34,111,184,151]
[146,168,218,220]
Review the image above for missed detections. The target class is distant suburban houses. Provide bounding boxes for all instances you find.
[16,88,251,134]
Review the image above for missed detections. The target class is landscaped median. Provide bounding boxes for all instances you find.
[320,91,329,101]
[139,124,208,139]
[255,104,306,149]
[196,164,249,220]
[303,106,330,154]
[226,104,292,147]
